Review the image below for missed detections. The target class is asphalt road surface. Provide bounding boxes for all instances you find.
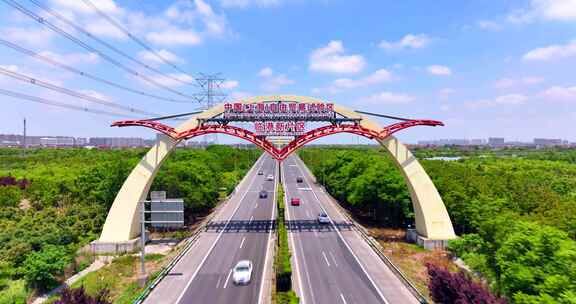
[145,154,276,304]
[282,155,418,304]
[145,153,417,304]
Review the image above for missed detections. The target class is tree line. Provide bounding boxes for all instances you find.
[299,146,576,303]
[0,146,259,302]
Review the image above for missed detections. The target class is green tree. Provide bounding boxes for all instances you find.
[21,245,71,291]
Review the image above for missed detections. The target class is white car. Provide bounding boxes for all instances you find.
[232,260,253,285]
[318,212,330,224]
[266,174,274,181]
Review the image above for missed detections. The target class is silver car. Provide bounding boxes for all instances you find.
[318,212,330,224]
[232,260,253,285]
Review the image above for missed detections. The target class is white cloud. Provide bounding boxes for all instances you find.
[523,40,576,61]
[228,91,252,100]
[257,67,293,91]
[427,65,452,76]
[494,76,544,89]
[438,88,455,98]
[38,51,99,65]
[78,90,113,101]
[540,85,576,101]
[220,0,281,8]
[316,69,393,94]
[360,92,415,105]
[136,73,195,88]
[0,27,55,46]
[466,94,528,108]
[477,20,502,31]
[221,80,239,89]
[379,34,431,50]
[309,40,366,74]
[258,67,274,77]
[137,50,182,65]
[508,0,576,23]
[261,75,293,91]
[49,0,120,14]
[146,27,203,46]
[85,19,126,39]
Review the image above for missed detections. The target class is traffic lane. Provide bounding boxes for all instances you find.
[283,163,344,304]
[292,156,419,304]
[144,154,267,304]
[176,156,276,304]
[283,158,387,304]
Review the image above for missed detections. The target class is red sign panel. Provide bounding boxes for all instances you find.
[223,101,334,121]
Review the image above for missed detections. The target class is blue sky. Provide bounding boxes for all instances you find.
[1,0,576,144]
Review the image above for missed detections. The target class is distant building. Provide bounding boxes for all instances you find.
[534,138,563,147]
[89,137,144,147]
[488,137,505,147]
[40,137,75,147]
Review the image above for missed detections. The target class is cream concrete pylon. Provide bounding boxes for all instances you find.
[96,95,456,246]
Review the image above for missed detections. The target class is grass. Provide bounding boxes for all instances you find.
[368,228,459,301]
[61,253,165,303]
[0,279,28,304]
[274,183,300,303]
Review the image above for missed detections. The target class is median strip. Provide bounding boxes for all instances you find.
[274,183,299,304]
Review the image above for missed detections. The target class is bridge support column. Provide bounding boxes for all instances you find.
[377,136,456,248]
[91,134,179,253]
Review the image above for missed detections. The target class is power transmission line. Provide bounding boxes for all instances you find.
[26,0,196,86]
[1,0,198,101]
[79,0,196,81]
[0,39,192,103]
[0,88,136,118]
[0,66,160,116]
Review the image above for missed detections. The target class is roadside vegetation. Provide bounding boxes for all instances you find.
[274,184,299,304]
[299,146,576,303]
[0,146,259,302]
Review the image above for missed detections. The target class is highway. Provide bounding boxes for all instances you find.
[144,153,418,304]
[282,155,418,304]
[144,154,276,304]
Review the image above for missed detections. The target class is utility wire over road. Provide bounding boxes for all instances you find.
[0,66,159,117]
[0,88,137,118]
[79,0,197,83]
[0,39,192,104]
[1,0,198,101]
[25,0,196,87]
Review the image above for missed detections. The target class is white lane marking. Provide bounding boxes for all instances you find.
[239,237,246,249]
[306,210,311,217]
[322,251,331,267]
[254,203,258,209]
[340,293,348,304]
[174,155,265,304]
[293,156,390,304]
[223,268,233,289]
[282,161,312,304]
[249,215,254,222]
[330,251,339,267]
[258,161,278,304]
[216,276,221,288]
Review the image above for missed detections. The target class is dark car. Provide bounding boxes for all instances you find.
[296,176,303,183]
[259,190,268,198]
[290,197,301,206]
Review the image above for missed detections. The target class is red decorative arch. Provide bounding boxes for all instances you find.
[111,119,443,161]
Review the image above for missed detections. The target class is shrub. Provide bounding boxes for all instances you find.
[55,286,111,304]
[427,263,506,304]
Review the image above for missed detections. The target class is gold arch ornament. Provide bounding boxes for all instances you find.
[93,95,456,251]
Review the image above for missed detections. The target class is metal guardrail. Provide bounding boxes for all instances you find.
[294,155,428,303]
[132,208,216,304]
[132,155,265,304]
[324,192,429,303]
